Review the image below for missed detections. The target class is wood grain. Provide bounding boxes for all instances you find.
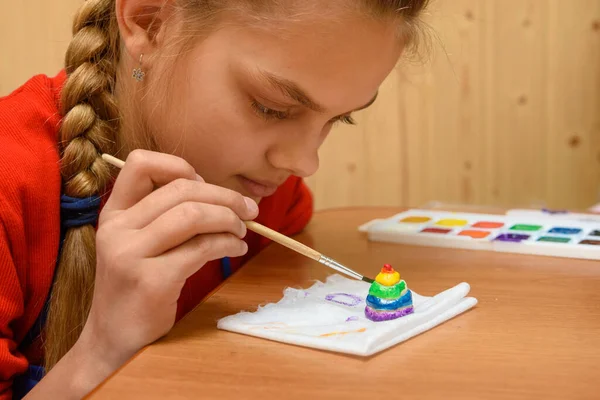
[3,1,599,210]
[88,207,600,400]
[546,0,600,209]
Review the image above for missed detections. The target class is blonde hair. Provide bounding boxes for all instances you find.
[45,0,119,369]
[46,0,430,370]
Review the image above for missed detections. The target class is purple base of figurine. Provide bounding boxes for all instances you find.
[364,305,414,321]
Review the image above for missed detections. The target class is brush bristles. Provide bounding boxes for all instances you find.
[361,276,375,284]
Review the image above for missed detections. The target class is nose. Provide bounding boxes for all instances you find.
[266,131,320,178]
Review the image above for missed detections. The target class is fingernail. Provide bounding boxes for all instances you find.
[244,197,258,214]
[196,174,205,182]
[241,241,248,254]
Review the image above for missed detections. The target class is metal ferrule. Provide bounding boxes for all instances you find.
[318,255,363,281]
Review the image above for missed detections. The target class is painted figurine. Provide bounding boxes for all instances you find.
[365,264,414,321]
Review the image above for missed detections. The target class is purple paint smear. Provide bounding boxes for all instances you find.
[364,306,414,322]
[346,316,359,322]
[325,293,364,307]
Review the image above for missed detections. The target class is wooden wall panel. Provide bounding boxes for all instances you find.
[546,0,600,209]
[486,0,549,207]
[0,1,82,95]
[2,1,599,211]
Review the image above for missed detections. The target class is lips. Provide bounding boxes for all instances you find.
[238,175,283,198]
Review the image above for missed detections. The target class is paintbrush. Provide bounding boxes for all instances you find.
[101,153,375,283]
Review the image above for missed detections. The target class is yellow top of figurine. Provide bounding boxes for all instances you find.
[375,264,400,286]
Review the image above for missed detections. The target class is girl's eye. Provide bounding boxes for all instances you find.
[251,99,357,126]
[251,101,289,120]
[331,114,357,126]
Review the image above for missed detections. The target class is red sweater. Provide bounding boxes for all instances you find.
[0,72,313,399]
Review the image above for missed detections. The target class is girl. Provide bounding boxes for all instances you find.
[0,0,429,398]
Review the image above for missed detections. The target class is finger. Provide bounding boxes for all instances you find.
[119,178,258,229]
[137,202,246,256]
[103,149,201,211]
[154,233,248,280]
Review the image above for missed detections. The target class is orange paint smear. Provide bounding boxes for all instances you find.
[247,322,288,331]
[320,328,367,337]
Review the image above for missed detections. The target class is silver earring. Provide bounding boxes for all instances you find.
[132,54,145,82]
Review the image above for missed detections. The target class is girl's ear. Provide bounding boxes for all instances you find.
[115,0,177,66]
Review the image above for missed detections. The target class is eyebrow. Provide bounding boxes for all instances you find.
[256,68,379,114]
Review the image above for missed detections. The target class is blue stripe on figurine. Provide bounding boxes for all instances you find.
[366,290,413,310]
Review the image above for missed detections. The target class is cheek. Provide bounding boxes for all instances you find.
[150,72,273,181]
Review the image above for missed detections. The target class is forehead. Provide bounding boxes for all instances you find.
[202,9,404,110]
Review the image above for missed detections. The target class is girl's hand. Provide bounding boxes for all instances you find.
[79,149,259,369]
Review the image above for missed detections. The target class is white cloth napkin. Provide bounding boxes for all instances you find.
[217,275,477,356]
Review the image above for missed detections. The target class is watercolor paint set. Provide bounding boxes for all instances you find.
[358,209,600,260]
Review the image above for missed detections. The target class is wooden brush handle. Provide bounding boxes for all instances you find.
[102,154,125,169]
[244,221,321,261]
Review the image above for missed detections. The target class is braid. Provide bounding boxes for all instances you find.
[45,0,120,370]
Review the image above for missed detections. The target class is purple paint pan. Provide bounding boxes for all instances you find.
[495,233,530,243]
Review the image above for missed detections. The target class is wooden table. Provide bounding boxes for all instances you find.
[89,207,600,400]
